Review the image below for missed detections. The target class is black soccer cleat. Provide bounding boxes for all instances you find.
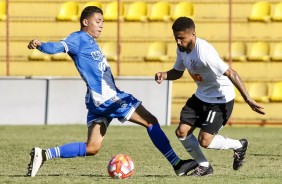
[188,164,213,176]
[174,159,198,176]
[233,139,248,170]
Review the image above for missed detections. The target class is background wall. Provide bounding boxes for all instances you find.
[0,77,172,126]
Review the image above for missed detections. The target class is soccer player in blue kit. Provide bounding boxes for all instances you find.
[26,6,198,177]
[155,17,265,176]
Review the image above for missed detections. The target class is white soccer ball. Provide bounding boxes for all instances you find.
[107,153,134,179]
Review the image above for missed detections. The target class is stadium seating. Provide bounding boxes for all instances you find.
[224,42,247,62]
[248,82,269,102]
[0,1,6,21]
[124,1,147,21]
[248,1,271,22]
[247,42,270,62]
[144,41,169,62]
[101,42,118,61]
[148,2,170,21]
[271,42,282,61]
[103,1,124,21]
[56,1,79,21]
[271,2,282,21]
[28,49,50,61]
[171,2,194,21]
[83,1,102,9]
[269,82,282,102]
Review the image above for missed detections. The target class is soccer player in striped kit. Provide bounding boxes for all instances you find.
[155,17,265,176]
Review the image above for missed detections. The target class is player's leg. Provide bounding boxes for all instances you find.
[199,100,248,171]
[129,104,197,176]
[176,123,212,176]
[176,95,212,176]
[26,122,106,177]
[26,109,108,177]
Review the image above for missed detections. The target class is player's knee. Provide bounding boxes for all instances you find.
[175,127,186,139]
[86,145,101,156]
[87,148,100,156]
[198,138,212,148]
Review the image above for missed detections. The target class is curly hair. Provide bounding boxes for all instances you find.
[172,17,195,32]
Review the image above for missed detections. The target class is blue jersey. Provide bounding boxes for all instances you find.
[39,31,118,106]
[38,31,141,126]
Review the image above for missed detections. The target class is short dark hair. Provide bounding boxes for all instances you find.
[80,6,103,27]
[172,17,195,32]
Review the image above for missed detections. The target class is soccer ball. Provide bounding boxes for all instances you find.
[107,154,134,179]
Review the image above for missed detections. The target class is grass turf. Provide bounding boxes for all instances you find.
[0,125,281,184]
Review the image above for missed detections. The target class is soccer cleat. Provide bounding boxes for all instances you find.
[26,147,44,177]
[188,164,213,176]
[174,159,198,176]
[233,139,248,170]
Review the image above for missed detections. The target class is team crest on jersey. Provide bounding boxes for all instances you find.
[91,50,104,60]
[190,59,198,70]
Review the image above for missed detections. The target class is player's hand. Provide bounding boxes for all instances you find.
[155,72,166,84]
[247,98,265,115]
[27,39,42,49]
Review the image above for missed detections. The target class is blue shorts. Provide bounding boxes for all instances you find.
[86,91,141,128]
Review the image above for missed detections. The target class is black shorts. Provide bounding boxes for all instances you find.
[180,95,234,135]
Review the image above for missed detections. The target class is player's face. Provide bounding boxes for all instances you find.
[84,13,104,38]
[173,29,196,53]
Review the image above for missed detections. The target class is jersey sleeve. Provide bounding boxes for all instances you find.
[60,32,80,54]
[38,42,65,54]
[173,48,186,71]
[200,43,229,77]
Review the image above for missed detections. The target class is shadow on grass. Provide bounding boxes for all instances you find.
[4,174,171,178]
[250,153,281,157]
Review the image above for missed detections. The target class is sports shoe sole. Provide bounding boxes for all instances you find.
[27,147,43,177]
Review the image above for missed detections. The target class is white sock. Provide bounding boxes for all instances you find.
[207,134,242,150]
[179,134,209,167]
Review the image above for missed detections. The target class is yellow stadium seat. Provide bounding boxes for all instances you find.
[103,1,124,21]
[271,42,282,61]
[56,1,79,21]
[148,2,170,21]
[270,82,282,102]
[28,49,50,61]
[247,42,270,61]
[272,2,282,21]
[171,2,194,20]
[102,42,118,61]
[83,1,102,9]
[144,42,169,62]
[249,82,269,102]
[125,1,147,21]
[0,1,6,21]
[248,1,271,22]
[224,42,247,62]
[51,53,72,61]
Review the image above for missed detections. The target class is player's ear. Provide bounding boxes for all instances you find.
[82,19,88,27]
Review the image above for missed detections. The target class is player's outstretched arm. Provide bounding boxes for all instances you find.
[224,67,265,115]
[155,69,184,84]
[27,39,42,49]
[27,39,65,54]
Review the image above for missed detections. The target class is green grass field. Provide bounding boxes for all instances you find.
[0,125,281,184]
